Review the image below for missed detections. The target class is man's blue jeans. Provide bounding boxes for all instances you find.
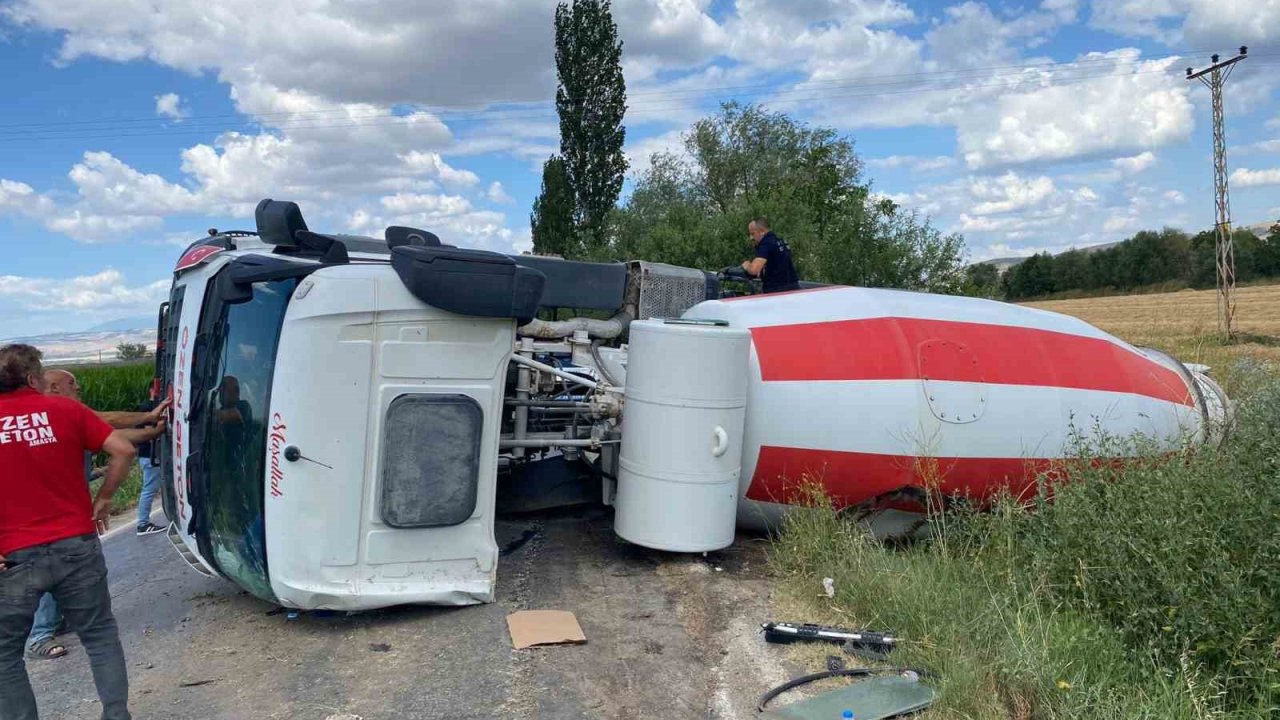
[0,534,131,720]
[25,592,58,650]
[135,460,162,527]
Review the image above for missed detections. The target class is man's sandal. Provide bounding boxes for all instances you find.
[25,638,67,660]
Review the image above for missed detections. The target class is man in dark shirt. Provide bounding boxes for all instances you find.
[0,344,136,719]
[741,217,800,293]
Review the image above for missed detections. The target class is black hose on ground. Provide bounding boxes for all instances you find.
[756,667,935,713]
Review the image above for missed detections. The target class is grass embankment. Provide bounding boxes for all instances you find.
[65,361,154,516]
[771,383,1280,714]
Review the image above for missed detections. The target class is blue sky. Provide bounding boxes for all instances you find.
[2,0,1280,339]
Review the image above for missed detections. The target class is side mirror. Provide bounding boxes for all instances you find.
[215,271,253,305]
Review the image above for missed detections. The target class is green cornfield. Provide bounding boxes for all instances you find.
[59,361,155,411]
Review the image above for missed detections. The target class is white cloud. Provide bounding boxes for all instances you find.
[891,169,1193,261]
[625,128,688,176]
[867,155,956,172]
[724,0,921,80]
[0,179,56,217]
[379,192,474,216]
[1,163,180,243]
[1231,167,1280,186]
[1113,151,1156,174]
[400,151,479,188]
[1089,0,1280,46]
[349,192,521,251]
[925,2,1062,69]
[154,92,186,120]
[1102,213,1134,233]
[486,181,514,204]
[1164,189,1187,204]
[0,269,168,314]
[0,82,500,244]
[956,51,1192,169]
[1239,138,1280,154]
[968,172,1058,215]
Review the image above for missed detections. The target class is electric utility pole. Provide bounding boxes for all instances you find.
[1186,46,1247,340]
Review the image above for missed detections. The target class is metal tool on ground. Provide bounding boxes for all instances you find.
[762,622,897,651]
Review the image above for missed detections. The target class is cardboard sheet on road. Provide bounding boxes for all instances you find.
[507,610,587,649]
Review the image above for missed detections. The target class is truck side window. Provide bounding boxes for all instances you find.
[381,394,483,528]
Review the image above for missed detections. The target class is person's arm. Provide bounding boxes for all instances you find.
[96,399,170,430]
[742,237,771,277]
[118,417,167,445]
[93,432,137,533]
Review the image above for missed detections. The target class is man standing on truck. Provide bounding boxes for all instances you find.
[0,344,136,720]
[741,217,800,294]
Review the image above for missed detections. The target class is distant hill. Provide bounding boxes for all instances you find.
[975,240,1121,273]
[85,316,154,333]
[0,327,156,365]
[1246,221,1276,238]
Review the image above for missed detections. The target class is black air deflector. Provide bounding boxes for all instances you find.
[391,246,545,324]
[295,231,350,264]
[255,199,308,247]
[511,255,627,311]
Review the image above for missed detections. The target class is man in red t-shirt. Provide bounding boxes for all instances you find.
[0,344,136,720]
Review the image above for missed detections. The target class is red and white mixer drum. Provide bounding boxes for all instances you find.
[685,286,1227,532]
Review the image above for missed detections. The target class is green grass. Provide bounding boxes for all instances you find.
[770,379,1280,719]
[89,464,144,519]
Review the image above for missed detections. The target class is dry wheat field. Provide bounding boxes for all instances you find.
[1026,284,1280,392]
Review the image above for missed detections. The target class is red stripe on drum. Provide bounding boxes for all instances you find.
[750,317,1192,406]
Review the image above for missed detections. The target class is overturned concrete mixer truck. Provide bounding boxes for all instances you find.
[152,199,1230,610]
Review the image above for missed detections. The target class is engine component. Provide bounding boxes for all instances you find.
[614,319,750,552]
[628,261,716,320]
[517,310,632,339]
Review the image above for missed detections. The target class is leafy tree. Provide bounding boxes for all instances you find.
[614,103,966,293]
[964,262,1001,298]
[1189,229,1217,288]
[530,155,576,256]
[1052,249,1091,293]
[553,0,627,256]
[116,343,148,361]
[1259,221,1280,277]
[1003,252,1055,299]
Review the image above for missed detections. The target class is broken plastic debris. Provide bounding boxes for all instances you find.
[507,610,587,649]
[822,577,835,597]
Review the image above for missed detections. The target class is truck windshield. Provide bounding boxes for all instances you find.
[198,277,296,602]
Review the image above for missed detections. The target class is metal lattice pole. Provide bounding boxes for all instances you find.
[1188,48,1247,339]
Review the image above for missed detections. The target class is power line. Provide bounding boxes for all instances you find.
[1,44,1278,137]
[4,55,1279,144]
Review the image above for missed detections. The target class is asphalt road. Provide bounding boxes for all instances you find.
[26,508,793,719]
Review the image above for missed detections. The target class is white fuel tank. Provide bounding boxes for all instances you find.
[614,319,751,551]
